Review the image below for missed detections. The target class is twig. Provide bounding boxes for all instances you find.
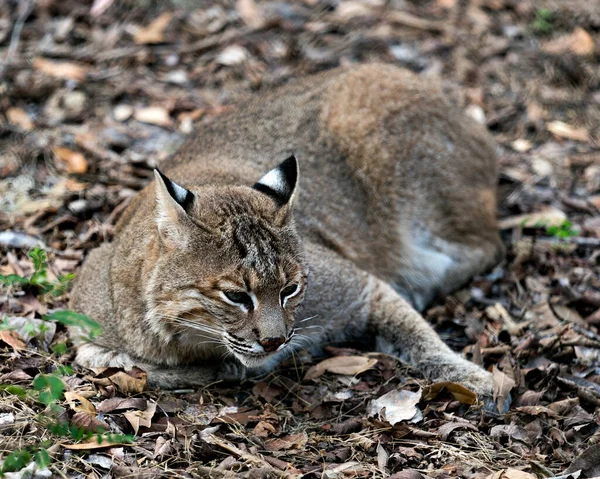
[534,236,600,247]
[386,11,446,33]
[0,0,34,78]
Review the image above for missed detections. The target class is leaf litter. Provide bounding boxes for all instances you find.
[1,0,600,477]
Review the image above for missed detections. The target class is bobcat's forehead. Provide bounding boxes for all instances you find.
[230,217,284,276]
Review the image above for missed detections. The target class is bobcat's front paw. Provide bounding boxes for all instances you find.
[458,368,511,414]
[217,360,248,384]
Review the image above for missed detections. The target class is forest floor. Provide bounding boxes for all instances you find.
[1,0,600,477]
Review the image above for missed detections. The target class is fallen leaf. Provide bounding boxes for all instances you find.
[547,121,589,142]
[492,366,515,413]
[90,0,114,16]
[264,432,308,451]
[304,356,377,380]
[389,470,428,479]
[53,147,88,174]
[123,402,156,435]
[33,57,87,81]
[0,330,27,352]
[0,316,54,346]
[6,108,34,131]
[437,421,478,441]
[108,369,147,394]
[71,411,108,433]
[514,405,559,417]
[486,469,537,479]
[253,421,276,438]
[133,12,173,45]
[489,424,528,442]
[422,381,477,405]
[236,0,264,28]
[216,45,250,66]
[62,436,134,450]
[97,397,147,413]
[497,207,567,230]
[367,389,422,425]
[133,106,172,127]
[64,391,96,415]
[543,27,594,56]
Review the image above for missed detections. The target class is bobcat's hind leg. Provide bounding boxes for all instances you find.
[394,232,504,311]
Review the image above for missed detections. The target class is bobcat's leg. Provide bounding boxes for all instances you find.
[394,233,504,311]
[301,244,495,400]
[75,343,244,389]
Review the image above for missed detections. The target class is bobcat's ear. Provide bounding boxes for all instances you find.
[153,169,194,247]
[253,155,298,225]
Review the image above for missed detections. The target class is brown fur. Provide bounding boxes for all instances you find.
[70,64,504,399]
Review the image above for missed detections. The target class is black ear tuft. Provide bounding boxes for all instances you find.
[253,155,298,206]
[154,168,194,211]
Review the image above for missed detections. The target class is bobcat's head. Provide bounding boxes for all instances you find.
[145,156,308,367]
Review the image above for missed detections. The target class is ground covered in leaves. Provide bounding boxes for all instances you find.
[1,0,600,477]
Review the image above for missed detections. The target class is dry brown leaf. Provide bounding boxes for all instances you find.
[107,370,147,394]
[547,121,590,142]
[497,207,567,230]
[6,108,34,131]
[53,147,88,174]
[64,391,96,415]
[304,356,377,380]
[0,330,27,352]
[486,468,537,479]
[422,381,478,405]
[264,432,308,452]
[33,57,87,81]
[71,411,108,433]
[543,27,594,56]
[90,0,115,16]
[123,402,156,435]
[492,366,515,414]
[437,421,478,441]
[236,0,264,28]
[62,436,133,450]
[367,389,422,425]
[133,12,173,45]
[97,397,147,413]
[134,106,172,127]
[252,421,276,438]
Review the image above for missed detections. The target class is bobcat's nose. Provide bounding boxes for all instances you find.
[259,337,286,353]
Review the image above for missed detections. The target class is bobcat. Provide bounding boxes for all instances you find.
[70,64,504,401]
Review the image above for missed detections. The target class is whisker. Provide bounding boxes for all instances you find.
[297,315,318,323]
[295,325,324,332]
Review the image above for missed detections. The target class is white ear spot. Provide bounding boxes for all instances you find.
[170,181,190,204]
[257,168,286,196]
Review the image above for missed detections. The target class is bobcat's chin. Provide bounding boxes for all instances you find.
[232,350,275,368]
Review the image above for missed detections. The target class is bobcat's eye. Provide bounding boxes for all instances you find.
[223,291,253,310]
[280,284,300,306]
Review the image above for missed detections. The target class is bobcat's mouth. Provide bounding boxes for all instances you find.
[223,332,293,368]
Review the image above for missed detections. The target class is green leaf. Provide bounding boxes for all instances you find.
[0,449,32,473]
[33,374,65,405]
[44,310,103,340]
[51,342,68,355]
[1,385,27,399]
[29,247,48,275]
[0,274,29,286]
[34,449,51,469]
